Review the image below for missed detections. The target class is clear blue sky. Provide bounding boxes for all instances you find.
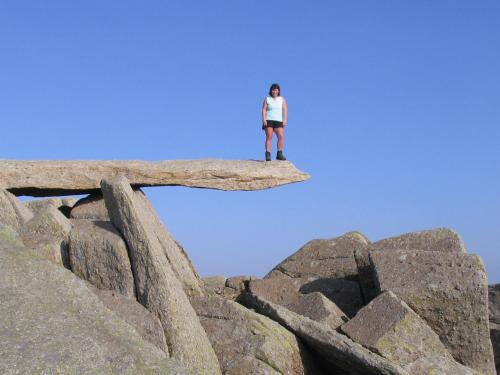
[2,2,499,282]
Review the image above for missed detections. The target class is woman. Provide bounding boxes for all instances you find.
[262,83,287,161]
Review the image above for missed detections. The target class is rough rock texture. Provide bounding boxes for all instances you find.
[70,193,110,220]
[1,159,311,196]
[90,287,168,353]
[241,292,408,375]
[191,295,320,375]
[490,323,500,374]
[20,205,73,268]
[249,278,348,330]
[265,231,368,317]
[371,250,495,375]
[0,188,33,229]
[203,275,258,300]
[69,219,136,298]
[489,283,500,324]
[341,291,453,366]
[26,197,77,217]
[0,224,189,375]
[403,356,483,375]
[354,248,378,303]
[370,228,466,253]
[101,176,221,375]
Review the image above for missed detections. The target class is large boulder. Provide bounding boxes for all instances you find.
[1,159,311,196]
[403,356,483,375]
[91,287,168,353]
[101,176,221,375]
[265,232,368,317]
[241,292,407,375]
[249,278,348,330]
[26,197,77,217]
[0,224,189,374]
[69,219,136,298]
[0,188,33,229]
[356,228,466,304]
[20,205,73,268]
[370,250,495,375]
[341,291,453,367]
[191,295,321,374]
[70,193,110,220]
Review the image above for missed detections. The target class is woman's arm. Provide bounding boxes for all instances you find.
[262,98,267,127]
[282,97,288,127]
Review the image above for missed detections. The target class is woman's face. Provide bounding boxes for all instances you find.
[271,88,279,97]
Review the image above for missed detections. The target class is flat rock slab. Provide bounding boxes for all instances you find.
[341,291,453,366]
[0,225,189,375]
[371,250,495,375]
[241,292,408,375]
[1,159,311,196]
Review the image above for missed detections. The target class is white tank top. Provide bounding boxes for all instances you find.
[266,96,283,121]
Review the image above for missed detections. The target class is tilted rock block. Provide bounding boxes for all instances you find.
[265,231,369,317]
[0,225,190,374]
[69,219,136,298]
[241,292,408,375]
[249,278,348,330]
[191,295,320,375]
[357,228,467,305]
[370,228,466,253]
[1,159,310,196]
[371,250,495,375]
[101,176,221,375]
[90,286,168,353]
[341,291,453,367]
[0,188,33,229]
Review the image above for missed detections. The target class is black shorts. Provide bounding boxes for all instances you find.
[265,120,283,129]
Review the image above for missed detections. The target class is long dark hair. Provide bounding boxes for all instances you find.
[268,83,281,96]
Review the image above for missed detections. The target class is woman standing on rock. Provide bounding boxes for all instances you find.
[262,83,287,161]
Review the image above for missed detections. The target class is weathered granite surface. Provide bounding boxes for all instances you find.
[69,219,136,298]
[490,323,500,374]
[1,159,310,196]
[101,176,221,374]
[265,231,368,317]
[191,296,320,375]
[26,197,77,217]
[489,283,500,324]
[70,193,110,220]
[371,250,495,375]
[241,292,408,375]
[0,188,33,229]
[0,224,189,375]
[341,291,453,366]
[403,356,483,375]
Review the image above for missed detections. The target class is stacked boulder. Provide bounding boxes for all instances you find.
[0,159,498,374]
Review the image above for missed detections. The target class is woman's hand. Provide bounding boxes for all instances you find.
[262,120,267,129]
[283,121,287,128]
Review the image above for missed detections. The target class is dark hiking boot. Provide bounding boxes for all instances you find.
[276,150,286,161]
[265,151,271,161]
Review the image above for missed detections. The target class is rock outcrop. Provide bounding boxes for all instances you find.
[370,249,495,375]
[101,176,221,374]
[1,159,310,196]
[0,188,33,229]
[0,224,189,374]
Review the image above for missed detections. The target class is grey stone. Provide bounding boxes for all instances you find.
[21,204,72,240]
[491,323,500,374]
[489,283,500,324]
[249,278,348,330]
[0,188,33,229]
[1,159,311,196]
[371,228,466,253]
[90,286,168,353]
[354,247,378,303]
[101,176,221,375]
[241,292,408,375]
[69,219,136,298]
[202,275,227,296]
[341,291,453,366]
[191,295,320,375]
[21,232,69,267]
[265,231,368,317]
[371,250,495,375]
[404,356,483,375]
[70,193,110,220]
[26,197,77,217]
[0,224,190,375]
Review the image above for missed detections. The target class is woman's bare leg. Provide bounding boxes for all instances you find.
[265,127,274,152]
[275,127,285,150]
